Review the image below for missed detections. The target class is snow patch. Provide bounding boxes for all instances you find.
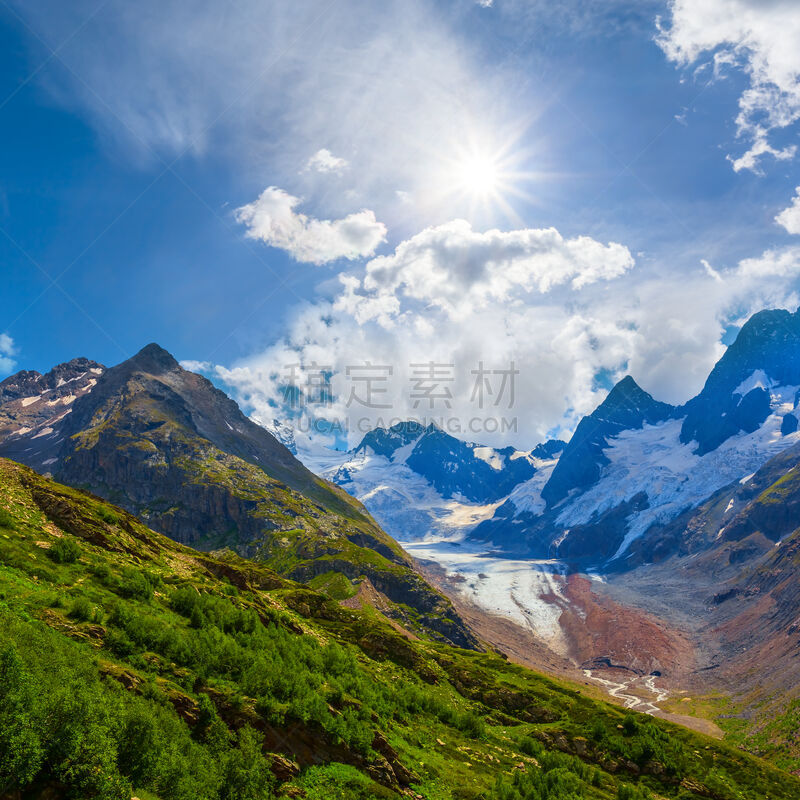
[473,446,503,471]
[46,395,76,407]
[20,396,41,407]
[734,369,774,396]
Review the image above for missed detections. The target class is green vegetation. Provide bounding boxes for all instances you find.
[49,536,82,564]
[0,458,799,799]
[755,465,800,505]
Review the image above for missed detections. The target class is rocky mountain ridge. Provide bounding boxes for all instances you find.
[0,344,477,649]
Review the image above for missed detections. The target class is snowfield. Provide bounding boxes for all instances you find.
[299,436,502,541]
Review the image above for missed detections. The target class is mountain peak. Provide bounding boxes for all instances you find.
[354,420,425,457]
[593,375,672,428]
[681,307,800,454]
[541,376,673,508]
[127,343,181,374]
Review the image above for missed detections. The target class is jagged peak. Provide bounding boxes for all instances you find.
[353,419,426,456]
[592,375,671,423]
[0,357,104,400]
[732,307,800,346]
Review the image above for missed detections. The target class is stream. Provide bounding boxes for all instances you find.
[583,669,670,715]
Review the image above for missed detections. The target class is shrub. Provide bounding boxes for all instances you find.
[0,508,15,530]
[118,568,157,601]
[68,596,97,623]
[618,783,653,800]
[49,538,81,564]
[96,506,120,526]
[0,644,44,788]
[91,562,113,583]
[219,726,275,800]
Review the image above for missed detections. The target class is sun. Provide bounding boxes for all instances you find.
[437,131,535,223]
[416,122,542,224]
[457,153,501,198]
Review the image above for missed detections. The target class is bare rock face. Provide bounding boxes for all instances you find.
[0,357,105,471]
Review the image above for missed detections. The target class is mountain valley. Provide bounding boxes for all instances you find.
[5,309,800,793]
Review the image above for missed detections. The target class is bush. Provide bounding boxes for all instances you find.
[618,783,653,800]
[622,714,638,736]
[91,561,113,583]
[68,596,99,623]
[0,644,44,789]
[49,538,81,564]
[118,568,157,601]
[219,726,274,800]
[97,506,120,526]
[0,508,15,530]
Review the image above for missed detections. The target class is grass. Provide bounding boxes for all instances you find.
[0,457,799,800]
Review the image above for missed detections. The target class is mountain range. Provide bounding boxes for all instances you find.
[306,308,800,570]
[278,307,800,768]
[0,343,477,650]
[5,308,800,792]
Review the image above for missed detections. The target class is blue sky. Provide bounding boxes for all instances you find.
[2,0,800,445]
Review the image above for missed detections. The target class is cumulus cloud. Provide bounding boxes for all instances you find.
[657,0,800,172]
[360,220,634,317]
[776,187,800,235]
[234,187,387,265]
[306,149,348,174]
[187,212,800,449]
[0,334,17,376]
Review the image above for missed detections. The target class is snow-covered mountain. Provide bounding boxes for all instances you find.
[297,421,564,542]
[475,308,800,567]
[287,308,800,573]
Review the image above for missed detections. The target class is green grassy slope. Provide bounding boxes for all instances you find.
[0,458,798,800]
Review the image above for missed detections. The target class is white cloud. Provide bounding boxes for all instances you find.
[234,187,387,265]
[0,334,17,376]
[360,219,634,317]
[657,0,800,172]
[189,214,800,449]
[306,148,348,174]
[701,259,722,282]
[179,359,213,373]
[776,187,800,234]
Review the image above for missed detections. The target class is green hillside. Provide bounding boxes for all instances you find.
[0,458,798,800]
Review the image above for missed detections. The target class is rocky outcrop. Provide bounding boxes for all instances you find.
[0,357,105,471]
